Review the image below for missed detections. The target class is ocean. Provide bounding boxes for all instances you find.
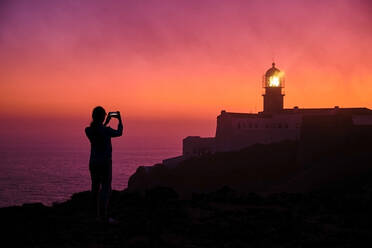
[0,144,180,207]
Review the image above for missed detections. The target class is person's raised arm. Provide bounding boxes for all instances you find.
[117,112,123,134]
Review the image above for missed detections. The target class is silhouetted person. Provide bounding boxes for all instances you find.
[85,106,123,223]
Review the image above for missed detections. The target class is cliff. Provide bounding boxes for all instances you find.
[128,141,300,196]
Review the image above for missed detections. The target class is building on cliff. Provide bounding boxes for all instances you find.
[163,63,372,166]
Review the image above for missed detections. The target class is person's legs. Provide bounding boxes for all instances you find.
[89,164,101,218]
[100,160,112,220]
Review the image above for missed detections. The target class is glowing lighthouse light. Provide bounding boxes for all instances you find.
[263,63,285,112]
[269,76,280,87]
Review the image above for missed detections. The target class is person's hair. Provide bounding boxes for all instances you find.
[91,106,106,126]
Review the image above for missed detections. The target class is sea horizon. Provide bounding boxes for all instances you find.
[0,142,180,208]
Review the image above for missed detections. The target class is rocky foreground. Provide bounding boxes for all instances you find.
[2,183,372,248]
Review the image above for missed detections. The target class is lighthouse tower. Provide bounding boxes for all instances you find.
[262,63,285,113]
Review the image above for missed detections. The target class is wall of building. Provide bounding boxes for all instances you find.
[215,112,302,152]
[353,115,372,125]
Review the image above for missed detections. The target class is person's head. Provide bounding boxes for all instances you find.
[91,106,106,125]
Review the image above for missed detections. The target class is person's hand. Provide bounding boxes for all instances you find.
[104,115,111,126]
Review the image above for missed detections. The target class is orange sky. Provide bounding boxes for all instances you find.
[1,0,372,147]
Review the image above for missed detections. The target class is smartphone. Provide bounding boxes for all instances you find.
[108,111,119,117]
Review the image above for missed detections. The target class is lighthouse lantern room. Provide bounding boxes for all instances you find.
[262,63,285,113]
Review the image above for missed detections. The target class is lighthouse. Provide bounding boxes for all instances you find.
[262,63,285,113]
[174,62,372,162]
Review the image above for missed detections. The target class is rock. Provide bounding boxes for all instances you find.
[145,186,179,203]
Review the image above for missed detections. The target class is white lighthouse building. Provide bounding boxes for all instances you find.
[164,63,372,165]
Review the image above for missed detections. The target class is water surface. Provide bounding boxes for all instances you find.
[0,144,180,207]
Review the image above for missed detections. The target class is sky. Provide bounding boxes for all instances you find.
[1,0,372,149]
